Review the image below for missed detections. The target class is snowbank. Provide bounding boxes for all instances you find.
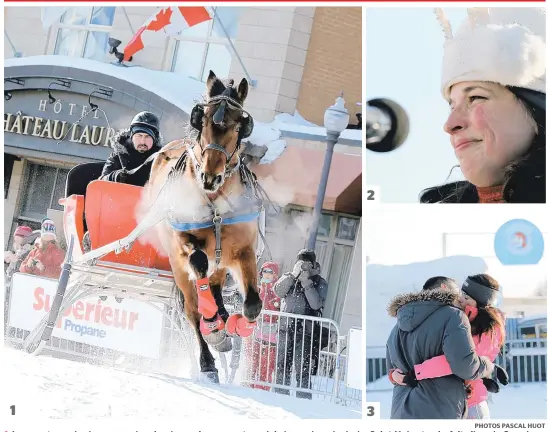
[4,348,360,420]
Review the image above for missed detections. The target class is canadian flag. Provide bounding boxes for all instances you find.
[123,7,213,61]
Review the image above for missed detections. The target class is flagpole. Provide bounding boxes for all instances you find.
[4,30,21,57]
[122,7,136,34]
[211,8,257,88]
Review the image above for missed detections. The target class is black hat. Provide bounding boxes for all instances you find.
[130,111,160,143]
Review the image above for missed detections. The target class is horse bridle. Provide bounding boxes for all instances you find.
[190,83,254,177]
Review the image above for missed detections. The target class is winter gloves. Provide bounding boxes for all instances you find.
[495,363,509,385]
[291,260,312,279]
[113,169,130,184]
[482,364,509,393]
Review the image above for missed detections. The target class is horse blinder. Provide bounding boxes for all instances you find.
[190,103,253,139]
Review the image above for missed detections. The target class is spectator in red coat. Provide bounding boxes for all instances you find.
[246,261,281,391]
[20,218,65,279]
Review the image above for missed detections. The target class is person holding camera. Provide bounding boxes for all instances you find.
[273,249,328,399]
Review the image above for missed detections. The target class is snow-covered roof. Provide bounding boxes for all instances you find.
[5,55,362,165]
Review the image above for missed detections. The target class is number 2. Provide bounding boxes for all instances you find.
[367,190,376,200]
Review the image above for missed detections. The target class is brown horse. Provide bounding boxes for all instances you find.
[148,71,263,383]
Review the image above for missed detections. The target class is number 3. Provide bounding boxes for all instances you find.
[367,405,375,416]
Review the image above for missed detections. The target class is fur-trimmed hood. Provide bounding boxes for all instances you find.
[387,289,459,332]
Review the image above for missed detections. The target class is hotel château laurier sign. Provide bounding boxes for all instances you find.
[5,98,121,148]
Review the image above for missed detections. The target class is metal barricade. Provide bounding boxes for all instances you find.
[238,310,361,406]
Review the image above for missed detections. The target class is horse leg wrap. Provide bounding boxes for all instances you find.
[226,313,257,338]
[200,314,230,350]
[200,313,225,336]
[196,277,218,319]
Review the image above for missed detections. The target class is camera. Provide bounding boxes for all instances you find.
[366,98,409,153]
[108,37,132,64]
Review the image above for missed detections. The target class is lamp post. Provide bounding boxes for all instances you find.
[306,94,350,250]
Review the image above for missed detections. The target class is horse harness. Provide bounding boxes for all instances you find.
[165,87,263,268]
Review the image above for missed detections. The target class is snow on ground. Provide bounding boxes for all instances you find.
[4,348,360,420]
[366,376,547,419]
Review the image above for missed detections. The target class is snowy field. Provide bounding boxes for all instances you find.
[367,376,547,419]
[4,348,360,420]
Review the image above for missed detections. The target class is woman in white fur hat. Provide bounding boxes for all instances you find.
[420,8,546,203]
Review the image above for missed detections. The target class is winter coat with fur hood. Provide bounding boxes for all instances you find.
[100,130,161,187]
[386,289,493,419]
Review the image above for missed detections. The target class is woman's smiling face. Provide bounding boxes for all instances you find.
[443,81,536,187]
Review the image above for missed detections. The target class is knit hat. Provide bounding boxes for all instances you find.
[14,225,32,237]
[40,218,56,239]
[131,125,157,142]
[297,248,316,264]
[461,277,498,307]
[437,7,546,101]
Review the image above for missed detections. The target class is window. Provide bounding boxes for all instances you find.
[336,216,359,241]
[520,326,536,339]
[20,164,70,222]
[54,7,116,61]
[171,8,235,82]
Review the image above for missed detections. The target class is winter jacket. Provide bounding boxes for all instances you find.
[259,262,281,320]
[100,131,161,187]
[419,147,546,203]
[20,240,65,279]
[273,272,328,334]
[5,231,40,282]
[414,325,503,407]
[386,289,494,419]
[255,262,281,344]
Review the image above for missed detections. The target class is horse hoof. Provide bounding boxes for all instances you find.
[201,371,220,384]
[203,328,227,347]
[213,337,232,353]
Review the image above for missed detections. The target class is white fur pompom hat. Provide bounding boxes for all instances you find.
[437,7,546,101]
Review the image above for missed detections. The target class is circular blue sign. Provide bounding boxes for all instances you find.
[494,219,544,265]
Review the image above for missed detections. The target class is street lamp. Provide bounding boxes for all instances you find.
[306,94,350,250]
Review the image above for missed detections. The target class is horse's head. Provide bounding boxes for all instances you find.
[190,70,252,193]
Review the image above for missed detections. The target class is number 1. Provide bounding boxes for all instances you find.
[10,405,15,415]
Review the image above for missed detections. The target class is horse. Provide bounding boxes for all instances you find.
[147,70,264,383]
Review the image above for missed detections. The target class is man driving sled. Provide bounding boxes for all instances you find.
[83,111,162,255]
[100,111,162,187]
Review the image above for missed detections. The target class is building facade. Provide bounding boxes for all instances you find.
[4,6,362,332]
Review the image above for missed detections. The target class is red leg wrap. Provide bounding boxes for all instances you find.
[226,313,256,338]
[200,313,225,336]
[196,277,218,319]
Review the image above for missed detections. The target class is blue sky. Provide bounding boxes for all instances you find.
[366,8,468,203]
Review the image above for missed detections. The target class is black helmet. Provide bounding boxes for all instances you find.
[130,111,160,142]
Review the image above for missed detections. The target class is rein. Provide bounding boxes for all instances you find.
[166,147,265,268]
